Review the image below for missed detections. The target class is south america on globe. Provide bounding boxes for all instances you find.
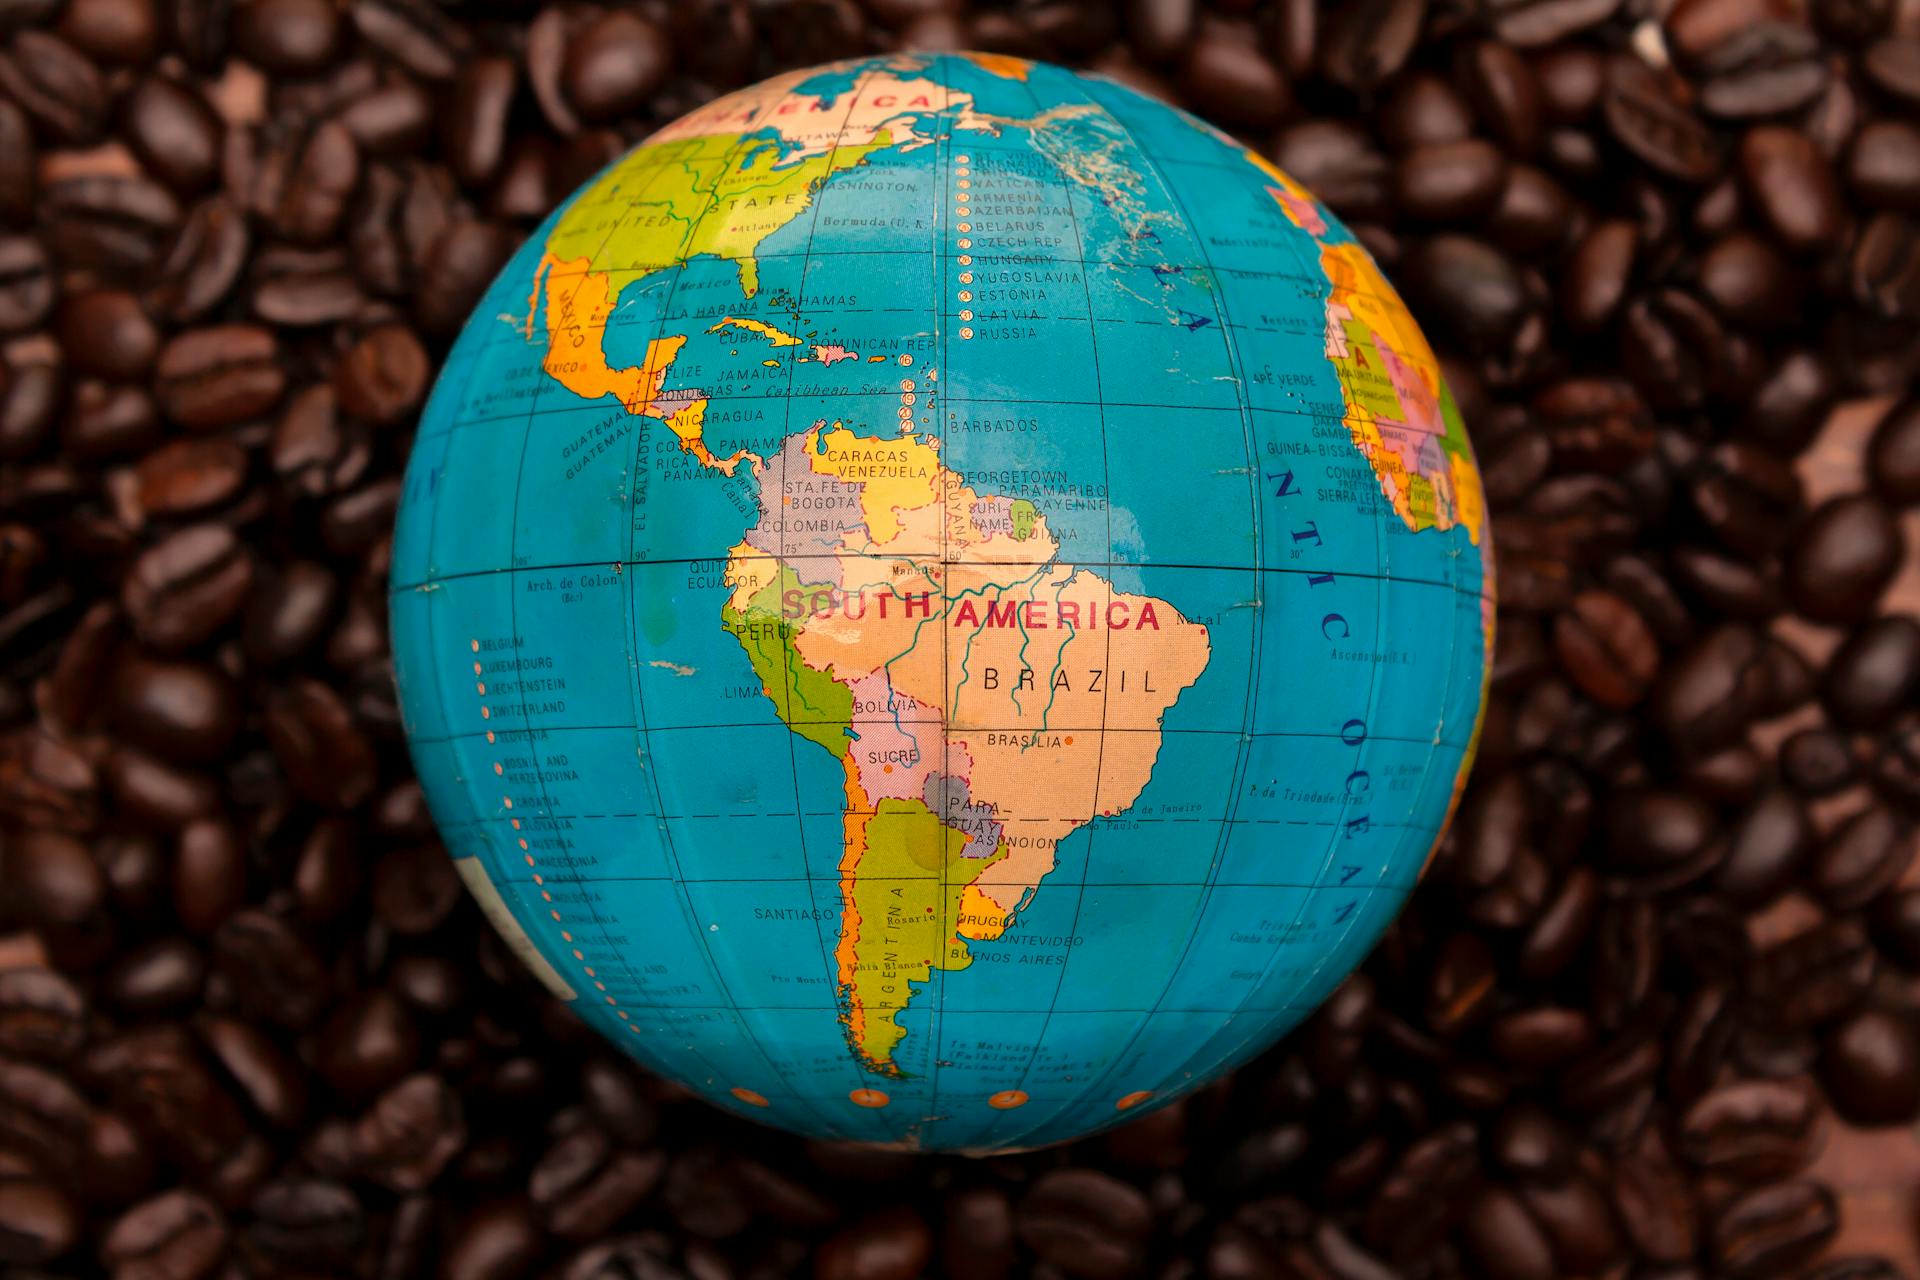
[389,52,1495,1152]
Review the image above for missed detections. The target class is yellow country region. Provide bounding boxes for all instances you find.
[962,51,1033,80]
[1245,149,1319,211]
[533,257,741,474]
[811,426,941,543]
[708,316,801,347]
[834,787,1004,1074]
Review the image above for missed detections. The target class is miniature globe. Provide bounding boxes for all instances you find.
[389,52,1494,1152]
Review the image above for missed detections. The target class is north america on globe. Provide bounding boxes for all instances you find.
[390,51,1494,1151]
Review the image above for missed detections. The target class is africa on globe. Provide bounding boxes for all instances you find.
[389,51,1494,1152]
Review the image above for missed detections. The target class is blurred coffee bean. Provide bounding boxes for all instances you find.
[0,236,55,336]
[1015,1169,1151,1280]
[0,99,35,227]
[1714,790,1814,903]
[1818,1006,1920,1125]
[1603,58,1722,182]
[563,11,668,121]
[1711,1181,1837,1279]
[0,1176,81,1264]
[1319,0,1424,91]
[121,524,252,652]
[38,175,181,273]
[101,1188,227,1280]
[1811,803,1910,911]
[1179,25,1290,129]
[335,324,430,425]
[153,326,284,430]
[1394,140,1508,222]
[121,76,222,197]
[0,30,105,144]
[104,936,203,1013]
[233,0,340,74]
[1784,494,1900,623]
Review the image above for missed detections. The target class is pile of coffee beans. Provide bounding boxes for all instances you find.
[1,0,1917,1276]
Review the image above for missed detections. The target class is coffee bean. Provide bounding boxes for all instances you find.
[1868,888,1920,970]
[1803,1259,1909,1280]
[0,966,83,1068]
[1739,125,1845,252]
[149,197,250,325]
[153,326,284,431]
[211,909,327,1029]
[335,324,430,425]
[0,30,106,144]
[1697,230,1801,329]
[195,1014,305,1131]
[350,1073,465,1192]
[1394,140,1508,222]
[1319,0,1424,90]
[1273,123,1389,220]
[0,1177,81,1264]
[53,291,160,384]
[1399,234,1532,352]
[39,175,182,273]
[1377,73,1472,150]
[1862,35,1920,105]
[104,936,204,1013]
[1679,1078,1823,1182]
[107,653,240,761]
[1016,1169,1151,1280]
[0,98,35,227]
[1712,1181,1837,1279]
[233,0,340,75]
[414,220,515,336]
[1811,803,1910,911]
[563,11,668,121]
[1754,918,1876,1029]
[1848,121,1920,211]
[121,524,253,652]
[121,76,222,197]
[1603,58,1723,182]
[1552,589,1659,708]
[101,1188,227,1280]
[0,236,55,335]
[442,1196,540,1280]
[1851,211,1920,317]
[5,828,105,927]
[1458,1186,1555,1280]
[529,1129,663,1241]
[134,437,248,517]
[264,678,375,809]
[1714,790,1814,903]
[1815,1006,1920,1125]
[274,123,361,244]
[1784,494,1900,623]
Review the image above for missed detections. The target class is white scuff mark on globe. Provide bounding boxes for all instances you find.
[649,660,697,677]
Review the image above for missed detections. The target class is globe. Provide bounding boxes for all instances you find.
[389,51,1494,1153]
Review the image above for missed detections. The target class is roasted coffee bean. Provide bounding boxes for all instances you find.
[1754,919,1876,1029]
[0,30,105,144]
[121,76,222,197]
[1784,494,1901,623]
[1824,616,1920,728]
[563,10,668,121]
[264,678,376,809]
[414,220,515,336]
[274,123,361,245]
[1319,0,1424,90]
[0,1176,81,1264]
[233,0,340,74]
[121,524,252,652]
[0,98,34,227]
[147,197,248,325]
[1394,140,1508,223]
[104,936,203,1013]
[0,236,55,336]
[1015,1169,1151,1280]
[1711,1181,1837,1279]
[38,175,181,273]
[101,1189,227,1280]
[1818,1006,1920,1125]
[153,326,284,430]
[0,966,85,1060]
[1714,790,1814,903]
[1679,1078,1823,1181]
[335,324,430,424]
[1811,803,1910,911]
[1378,73,1473,150]
[1603,58,1723,182]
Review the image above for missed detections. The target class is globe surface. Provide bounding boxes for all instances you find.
[390,52,1494,1151]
